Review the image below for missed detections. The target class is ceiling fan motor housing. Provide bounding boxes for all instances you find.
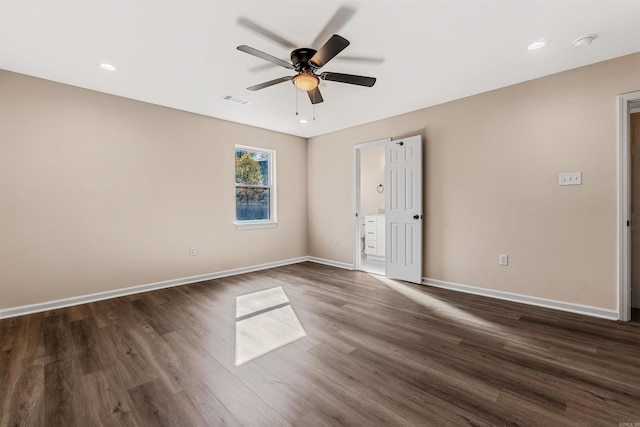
[291,48,318,71]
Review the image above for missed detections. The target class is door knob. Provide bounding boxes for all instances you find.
[413,214,422,219]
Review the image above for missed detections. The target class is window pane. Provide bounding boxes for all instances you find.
[236,187,270,221]
[235,149,269,186]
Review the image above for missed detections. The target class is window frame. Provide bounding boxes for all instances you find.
[234,145,277,230]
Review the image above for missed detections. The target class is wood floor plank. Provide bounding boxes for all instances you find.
[231,355,316,424]
[97,328,160,391]
[2,262,639,425]
[265,339,467,426]
[0,356,45,427]
[126,325,185,394]
[0,314,45,361]
[129,298,175,336]
[43,312,76,362]
[195,358,292,427]
[43,357,80,427]
[127,379,194,427]
[177,382,243,427]
[70,318,108,375]
[80,368,140,427]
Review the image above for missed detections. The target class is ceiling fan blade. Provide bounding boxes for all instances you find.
[237,17,297,49]
[311,6,356,50]
[320,72,376,87]
[237,45,294,70]
[310,35,350,68]
[307,87,324,104]
[247,76,292,91]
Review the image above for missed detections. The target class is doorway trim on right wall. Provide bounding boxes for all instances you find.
[617,90,640,322]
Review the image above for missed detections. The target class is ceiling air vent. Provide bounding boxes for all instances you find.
[222,94,252,106]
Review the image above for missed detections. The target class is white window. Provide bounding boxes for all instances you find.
[235,145,276,229]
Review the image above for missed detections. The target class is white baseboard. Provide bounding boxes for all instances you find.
[0,257,309,320]
[5,258,610,322]
[306,257,355,270]
[423,277,618,321]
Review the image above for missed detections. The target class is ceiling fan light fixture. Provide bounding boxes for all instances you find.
[293,72,319,91]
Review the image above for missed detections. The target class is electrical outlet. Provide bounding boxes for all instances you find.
[333,236,340,246]
[559,172,582,186]
[499,254,508,266]
[190,247,197,256]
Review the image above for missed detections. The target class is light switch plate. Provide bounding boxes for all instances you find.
[559,172,582,186]
[499,254,508,266]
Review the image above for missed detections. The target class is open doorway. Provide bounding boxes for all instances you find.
[353,139,388,275]
[618,91,640,322]
[353,135,424,285]
[630,105,640,322]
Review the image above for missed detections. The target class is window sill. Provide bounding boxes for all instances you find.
[235,221,278,230]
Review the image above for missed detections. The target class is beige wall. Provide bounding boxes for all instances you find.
[2,53,639,312]
[0,71,308,309]
[308,53,640,310]
[360,145,386,216]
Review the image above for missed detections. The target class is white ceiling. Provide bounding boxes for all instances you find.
[1,1,639,138]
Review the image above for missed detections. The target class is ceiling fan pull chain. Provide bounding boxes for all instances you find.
[295,86,299,116]
[313,102,316,121]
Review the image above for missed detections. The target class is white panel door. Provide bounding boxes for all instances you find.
[385,135,423,284]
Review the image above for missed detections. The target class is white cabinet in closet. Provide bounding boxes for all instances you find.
[364,214,385,259]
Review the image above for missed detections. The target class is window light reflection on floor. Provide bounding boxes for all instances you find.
[235,286,306,366]
[370,274,532,345]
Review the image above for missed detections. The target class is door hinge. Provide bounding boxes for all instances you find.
[628,220,631,227]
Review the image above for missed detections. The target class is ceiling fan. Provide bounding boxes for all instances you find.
[236,8,377,105]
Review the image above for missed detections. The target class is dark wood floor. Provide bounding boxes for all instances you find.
[1,262,639,426]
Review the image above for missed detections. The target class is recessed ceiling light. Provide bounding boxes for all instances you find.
[527,39,548,51]
[96,61,116,71]
[573,35,596,47]
[299,119,309,124]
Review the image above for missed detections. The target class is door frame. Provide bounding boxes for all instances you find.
[618,90,640,322]
[353,138,391,272]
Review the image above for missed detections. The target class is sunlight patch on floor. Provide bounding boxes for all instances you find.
[370,275,528,343]
[236,286,290,318]
[235,287,306,366]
